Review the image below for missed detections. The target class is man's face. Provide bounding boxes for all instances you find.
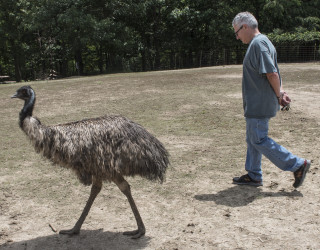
[233,24,249,44]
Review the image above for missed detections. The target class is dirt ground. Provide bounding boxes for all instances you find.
[0,63,319,249]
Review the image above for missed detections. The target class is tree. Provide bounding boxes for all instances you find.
[0,0,33,81]
[0,0,318,81]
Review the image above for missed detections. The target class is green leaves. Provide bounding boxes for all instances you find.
[0,0,319,81]
[268,31,320,44]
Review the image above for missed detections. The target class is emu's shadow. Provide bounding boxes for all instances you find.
[1,229,150,250]
[194,185,303,207]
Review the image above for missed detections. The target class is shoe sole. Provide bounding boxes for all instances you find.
[293,160,311,188]
[232,181,263,187]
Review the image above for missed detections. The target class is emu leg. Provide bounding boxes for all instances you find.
[59,179,102,235]
[113,174,146,239]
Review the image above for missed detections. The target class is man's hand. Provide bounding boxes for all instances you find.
[280,91,291,111]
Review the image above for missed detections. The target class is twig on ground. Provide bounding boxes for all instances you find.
[49,223,57,233]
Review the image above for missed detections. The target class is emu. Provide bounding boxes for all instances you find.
[12,85,169,238]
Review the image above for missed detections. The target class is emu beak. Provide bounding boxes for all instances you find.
[11,92,18,98]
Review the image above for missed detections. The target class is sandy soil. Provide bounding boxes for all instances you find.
[0,63,319,250]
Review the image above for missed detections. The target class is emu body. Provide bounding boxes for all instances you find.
[12,85,169,238]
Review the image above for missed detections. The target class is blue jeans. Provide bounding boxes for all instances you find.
[245,118,304,182]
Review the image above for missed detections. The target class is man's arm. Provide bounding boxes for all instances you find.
[266,72,291,106]
[266,72,281,100]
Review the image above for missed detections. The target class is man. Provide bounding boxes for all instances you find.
[232,12,311,187]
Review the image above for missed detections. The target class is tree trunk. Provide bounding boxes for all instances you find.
[14,54,22,82]
[97,44,103,74]
[75,49,84,75]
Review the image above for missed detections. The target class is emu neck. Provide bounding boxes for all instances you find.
[19,92,36,128]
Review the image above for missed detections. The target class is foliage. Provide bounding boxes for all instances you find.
[0,0,319,81]
[268,31,320,44]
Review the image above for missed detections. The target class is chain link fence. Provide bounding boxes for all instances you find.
[140,43,320,71]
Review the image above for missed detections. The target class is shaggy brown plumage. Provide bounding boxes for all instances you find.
[12,85,169,238]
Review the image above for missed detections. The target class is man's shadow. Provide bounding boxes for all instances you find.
[1,229,150,250]
[194,185,303,207]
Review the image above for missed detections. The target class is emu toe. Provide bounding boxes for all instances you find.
[123,228,146,239]
[59,228,80,235]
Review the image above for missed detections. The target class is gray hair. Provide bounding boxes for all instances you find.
[232,12,258,29]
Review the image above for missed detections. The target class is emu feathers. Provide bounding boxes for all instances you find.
[22,114,169,185]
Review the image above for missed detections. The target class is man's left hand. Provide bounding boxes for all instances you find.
[280,91,291,110]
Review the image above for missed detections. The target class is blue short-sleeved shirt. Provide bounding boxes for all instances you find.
[242,34,281,118]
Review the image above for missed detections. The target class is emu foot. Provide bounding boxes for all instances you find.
[59,228,80,235]
[123,228,145,239]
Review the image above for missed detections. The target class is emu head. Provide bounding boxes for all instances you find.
[12,85,36,126]
[11,86,34,101]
